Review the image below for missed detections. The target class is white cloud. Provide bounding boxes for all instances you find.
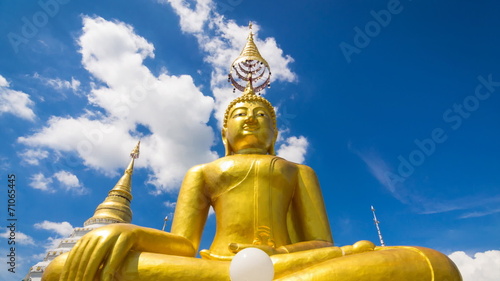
[353,150,400,195]
[449,250,500,281]
[34,73,81,93]
[28,171,87,194]
[31,252,48,261]
[0,230,35,245]
[53,170,88,194]
[29,173,54,192]
[0,156,10,170]
[165,0,212,33]
[19,16,218,193]
[277,136,308,164]
[44,237,65,250]
[49,77,81,92]
[19,149,49,165]
[34,221,75,258]
[459,208,500,219]
[53,171,80,187]
[34,221,74,237]
[0,75,8,87]
[164,201,177,209]
[0,74,36,121]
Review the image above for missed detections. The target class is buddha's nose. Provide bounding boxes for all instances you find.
[245,112,256,122]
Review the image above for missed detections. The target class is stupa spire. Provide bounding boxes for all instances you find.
[228,22,271,94]
[84,141,140,226]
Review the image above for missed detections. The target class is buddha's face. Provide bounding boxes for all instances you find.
[223,101,276,155]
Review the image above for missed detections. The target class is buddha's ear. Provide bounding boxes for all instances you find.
[222,127,231,156]
[268,129,278,156]
[269,143,276,156]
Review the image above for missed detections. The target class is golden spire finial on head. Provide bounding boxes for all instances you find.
[228,22,271,94]
[84,141,140,226]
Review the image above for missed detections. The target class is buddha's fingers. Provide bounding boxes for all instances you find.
[81,237,112,281]
[60,237,90,281]
[74,236,101,281]
[100,232,136,281]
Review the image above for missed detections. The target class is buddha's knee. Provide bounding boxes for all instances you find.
[42,252,68,281]
[276,246,461,281]
[376,246,462,280]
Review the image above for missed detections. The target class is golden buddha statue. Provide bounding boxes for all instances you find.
[43,26,462,281]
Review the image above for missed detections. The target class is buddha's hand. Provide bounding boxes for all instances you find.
[60,223,140,281]
[229,243,287,256]
[340,240,376,256]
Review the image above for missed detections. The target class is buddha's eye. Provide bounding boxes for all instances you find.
[256,112,266,117]
[233,112,246,117]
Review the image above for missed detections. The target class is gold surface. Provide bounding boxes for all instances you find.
[42,29,462,281]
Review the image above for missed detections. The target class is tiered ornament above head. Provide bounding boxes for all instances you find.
[228,22,271,94]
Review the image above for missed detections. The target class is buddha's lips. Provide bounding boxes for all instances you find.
[243,125,259,131]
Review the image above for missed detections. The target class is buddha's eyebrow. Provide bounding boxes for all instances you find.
[231,107,248,113]
[230,107,248,116]
[232,107,247,111]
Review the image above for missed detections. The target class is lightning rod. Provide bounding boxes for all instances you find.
[371,205,386,247]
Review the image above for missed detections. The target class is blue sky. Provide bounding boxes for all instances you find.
[1,0,499,280]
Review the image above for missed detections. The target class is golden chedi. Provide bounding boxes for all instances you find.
[43,25,462,281]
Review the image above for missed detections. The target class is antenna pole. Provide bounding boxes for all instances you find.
[162,216,169,231]
[371,205,386,246]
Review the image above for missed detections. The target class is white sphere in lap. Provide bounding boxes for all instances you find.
[229,248,274,281]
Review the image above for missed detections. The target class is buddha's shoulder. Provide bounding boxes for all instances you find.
[202,155,304,169]
[188,156,314,171]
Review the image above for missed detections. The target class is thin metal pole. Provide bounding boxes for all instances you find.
[371,205,386,246]
[162,216,169,231]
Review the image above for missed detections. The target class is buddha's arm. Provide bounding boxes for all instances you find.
[283,164,333,252]
[170,164,210,252]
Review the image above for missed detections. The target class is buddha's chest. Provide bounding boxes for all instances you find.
[204,155,297,200]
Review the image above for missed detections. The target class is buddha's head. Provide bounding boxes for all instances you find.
[222,91,277,156]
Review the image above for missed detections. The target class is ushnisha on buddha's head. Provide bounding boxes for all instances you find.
[222,86,277,156]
